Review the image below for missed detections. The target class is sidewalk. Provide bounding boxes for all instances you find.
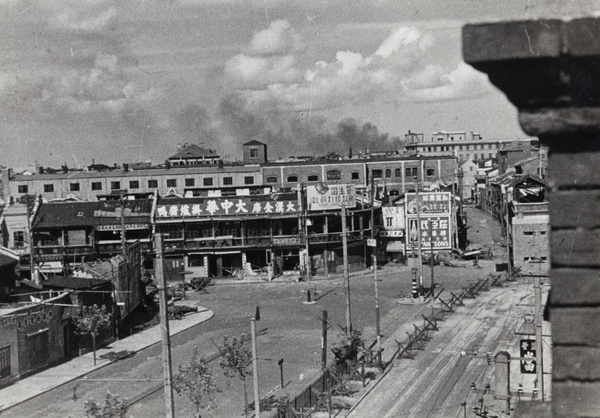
[0,301,214,413]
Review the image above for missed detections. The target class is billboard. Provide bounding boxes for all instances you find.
[156,197,299,218]
[307,183,356,211]
[406,215,452,250]
[406,192,451,214]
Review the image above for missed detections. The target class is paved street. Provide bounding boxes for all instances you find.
[347,277,546,418]
[0,207,546,418]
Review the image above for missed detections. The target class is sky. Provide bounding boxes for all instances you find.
[1,0,599,168]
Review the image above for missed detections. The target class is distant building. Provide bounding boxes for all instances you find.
[242,140,268,165]
[167,143,220,166]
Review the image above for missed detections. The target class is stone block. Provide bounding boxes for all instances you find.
[548,148,600,188]
[553,381,600,417]
[463,20,562,62]
[551,268,600,305]
[553,346,600,381]
[550,229,600,267]
[553,307,600,345]
[550,192,600,229]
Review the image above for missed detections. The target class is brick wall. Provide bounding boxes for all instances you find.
[464,18,600,417]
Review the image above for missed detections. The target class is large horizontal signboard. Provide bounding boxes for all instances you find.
[406,192,451,214]
[307,184,356,211]
[156,198,299,218]
[406,215,452,250]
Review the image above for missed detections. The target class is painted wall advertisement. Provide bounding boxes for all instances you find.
[381,205,405,237]
[307,184,356,211]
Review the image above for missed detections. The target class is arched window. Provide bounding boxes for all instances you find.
[287,175,298,183]
[308,175,319,182]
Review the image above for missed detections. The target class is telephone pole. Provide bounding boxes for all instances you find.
[251,318,261,418]
[534,276,544,401]
[414,175,424,300]
[341,204,352,341]
[154,234,175,418]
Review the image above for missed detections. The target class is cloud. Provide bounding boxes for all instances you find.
[402,62,491,102]
[42,0,117,32]
[249,19,304,56]
[224,54,302,89]
[225,23,492,111]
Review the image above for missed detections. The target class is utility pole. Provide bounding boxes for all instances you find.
[303,185,314,303]
[370,176,382,369]
[341,204,352,341]
[154,234,175,418]
[414,175,424,300]
[251,318,261,418]
[321,310,328,369]
[505,188,512,278]
[429,219,435,296]
[534,276,544,401]
[120,193,127,262]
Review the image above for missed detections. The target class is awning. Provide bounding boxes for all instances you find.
[385,241,405,252]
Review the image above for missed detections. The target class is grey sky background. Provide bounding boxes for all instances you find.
[1,0,598,168]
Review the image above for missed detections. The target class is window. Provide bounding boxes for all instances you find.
[110,181,120,190]
[223,177,233,185]
[385,169,391,178]
[489,153,493,158]
[0,346,10,379]
[394,169,401,177]
[129,180,139,189]
[244,176,254,185]
[386,217,393,227]
[185,178,195,187]
[308,175,319,182]
[287,175,298,183]
[148,179,158,188]
[13,231,25,248]
[459,145,463,151]
[17,185,28,194]
[69,183,80,192]
[524,231,535,236]
[327,170,341,181]
[250,148,258,158]
[426,168,435,176]
[405,167,418,177]
[266,176,278,183]
[351,172,360,180]
[92,182,102,191]
[372,170,382,178]
[203,178,213,186]
[540,231,547,235]
[44,184,54,192]
[167,179,177,187]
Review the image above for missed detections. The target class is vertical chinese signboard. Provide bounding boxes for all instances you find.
[405,192,452,250]
[520,339,537,374]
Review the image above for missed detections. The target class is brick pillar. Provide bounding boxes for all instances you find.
[464,18,600,418]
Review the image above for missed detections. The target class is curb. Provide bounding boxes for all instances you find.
[0,306,214,414]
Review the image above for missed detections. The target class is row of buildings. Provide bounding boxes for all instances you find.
[0,131,537,386]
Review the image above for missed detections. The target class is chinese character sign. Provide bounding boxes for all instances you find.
[406,192,451,214]
[406,215,452,250]
[520,339,536,374]
[307,184,356,211]
[156,198,298,218]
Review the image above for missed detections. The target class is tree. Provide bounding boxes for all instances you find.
[173,347,220,417]
[84,392,127,418]
[218,335,253,417]
[73,304,112,365]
